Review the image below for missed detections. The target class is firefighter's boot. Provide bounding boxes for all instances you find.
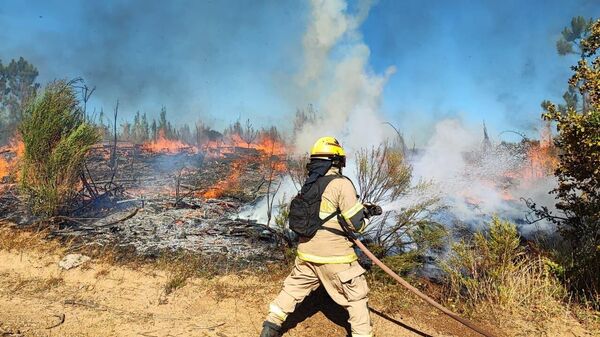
[259,321,281,337]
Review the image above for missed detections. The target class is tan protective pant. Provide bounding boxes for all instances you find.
[266,258,373,337]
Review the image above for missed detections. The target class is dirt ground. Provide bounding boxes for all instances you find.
[0,238,596,337]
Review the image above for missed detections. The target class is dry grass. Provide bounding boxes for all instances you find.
[572,304,600,332]
[164,271,189,295]
[368,283,414,315]
[9,275,64,294]
[94,268,110,278]
[157,251,222,296]
[0,224,67,255]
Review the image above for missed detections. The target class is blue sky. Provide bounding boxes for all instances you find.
[0,0,598,143]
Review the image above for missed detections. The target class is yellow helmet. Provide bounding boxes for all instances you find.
[310,136,346,165]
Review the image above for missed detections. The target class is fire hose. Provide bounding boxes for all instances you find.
[339,211,498,337]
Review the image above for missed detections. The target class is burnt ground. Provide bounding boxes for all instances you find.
[0,143,288,265]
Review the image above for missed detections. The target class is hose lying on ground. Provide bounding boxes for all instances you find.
[340,209,497,337]
[351,237,498,337]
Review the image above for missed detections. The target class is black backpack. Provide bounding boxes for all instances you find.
[288,175,341,238]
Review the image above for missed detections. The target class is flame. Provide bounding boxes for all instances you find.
[271,160,287,172]
[142,130,287,159]
[0,159,9,181]
[503,138,558,185]
[221,133,287,156]
[202,161,242,199]
[0,137,24,181]
[256,135,286,155]
[522,141,558,181]
[138,129,288,199]
[200,141,288,199]
[143,130,194,154]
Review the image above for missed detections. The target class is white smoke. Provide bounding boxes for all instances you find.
[411,119,558,233]
[294,0,397,153]
[241,1,558,237]
[240,0,397,224]
[237,176,299,224]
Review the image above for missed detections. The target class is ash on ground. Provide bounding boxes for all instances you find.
[0,143,287,265]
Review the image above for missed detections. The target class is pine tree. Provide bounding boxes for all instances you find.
[151,119,157,140]
[141,113,149,141]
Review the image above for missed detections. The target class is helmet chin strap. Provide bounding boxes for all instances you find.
[331,155,346,168]
[332,160,344,170]
[309,155,346,170]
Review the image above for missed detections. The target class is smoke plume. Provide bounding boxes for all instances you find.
[293,0,397,153]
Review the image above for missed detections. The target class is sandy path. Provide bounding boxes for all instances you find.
[0,248,594,337]
[0,249,468,337]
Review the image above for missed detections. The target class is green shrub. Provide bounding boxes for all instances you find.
[442,217,566,316]
[18,80,99,215]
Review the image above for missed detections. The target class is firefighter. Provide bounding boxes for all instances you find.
[259,136,374,337]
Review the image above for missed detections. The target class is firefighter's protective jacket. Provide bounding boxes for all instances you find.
[296,167,367,264]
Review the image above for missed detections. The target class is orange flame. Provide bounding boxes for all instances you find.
[0,137,24,181]
[223,134,287,156]
[522,141,558,181]
[138,130,289,199]
[200,139,288,199]
[202,161,242,199]
[504,138,558,185]
[143,130,194,154]
[0,159,9,181]
[142,128,288,160]
[460,127,558,206]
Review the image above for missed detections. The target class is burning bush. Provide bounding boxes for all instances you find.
[18,80,100,216]
[442,217,566,318]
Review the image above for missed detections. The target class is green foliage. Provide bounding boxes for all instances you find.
[442,217,565,313]
[0,57,40,141]
[552,16,595,113]
[131,111,150,143]
[375,251,421,281]
[541,18,600,302]
[18,80,100,216]
[556,16,594,56]
[274,198,290,231]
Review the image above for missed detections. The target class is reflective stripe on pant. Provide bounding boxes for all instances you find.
[266,258,373,336]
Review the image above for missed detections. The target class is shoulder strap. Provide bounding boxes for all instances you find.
[316,174,342,223]
[316,174,340,190]
[321,210,340,223]
[300,173,336,195]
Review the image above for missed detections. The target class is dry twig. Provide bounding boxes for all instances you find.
[45,313,65,329]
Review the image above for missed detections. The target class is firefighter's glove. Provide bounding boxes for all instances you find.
[363,203,382,218]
